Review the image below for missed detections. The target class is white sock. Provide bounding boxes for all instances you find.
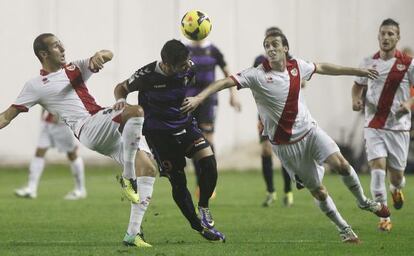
[121,117,144,179]
[390,176,406,192]
[370,169,387,205]
[127,176,155,235]
[315,196,349,230]
[70,157,85,192]
[341,166,367,205]
[27,157,45,193]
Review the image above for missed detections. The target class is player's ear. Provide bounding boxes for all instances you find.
[39,50,48,61]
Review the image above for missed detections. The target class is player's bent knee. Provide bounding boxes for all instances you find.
[35,148,48,157]
[122,105,144,119]
[67,151,78,161]
[337,162,351,176]
[310,186,327,201]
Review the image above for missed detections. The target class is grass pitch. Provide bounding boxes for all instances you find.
[0,165,412,255]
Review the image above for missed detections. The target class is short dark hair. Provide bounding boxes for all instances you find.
[380,18,400,34]
[33,33,55,62]
[263,31,290,50]
[263,31,291,59]
[161,39,189,66]
[265,26,282,36]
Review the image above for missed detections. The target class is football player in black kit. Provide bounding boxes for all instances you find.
[113,39,225,243]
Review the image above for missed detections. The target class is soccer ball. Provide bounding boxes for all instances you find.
[180,10,212,41]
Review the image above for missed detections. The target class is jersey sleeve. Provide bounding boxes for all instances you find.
[12,81,39,112]
[230,67,257,90]
[354,58,369,86]
[72,58,95,82]
[126,67,151,92]
[296,58,316,81]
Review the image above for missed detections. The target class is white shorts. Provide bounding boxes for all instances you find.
[364,128,410,171]
[272,126,339,191]
[37,121,77,152]
[78,108,151,165]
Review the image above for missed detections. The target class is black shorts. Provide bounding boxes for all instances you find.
[145,124,211,176]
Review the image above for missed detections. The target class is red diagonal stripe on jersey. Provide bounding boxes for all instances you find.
[368,51,412,128]
[273,59,301,144]
[64,64,103,115]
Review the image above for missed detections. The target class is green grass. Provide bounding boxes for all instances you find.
[0,165,412,256]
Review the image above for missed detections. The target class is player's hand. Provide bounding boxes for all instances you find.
[230,95,242,112]
[352,98,364,111]
[181,97,201,114]
[90,52,106,72]
[395,101,411,119]
[364,69,379,80]
[113,98,126,111]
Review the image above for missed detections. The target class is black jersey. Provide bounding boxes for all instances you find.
[127,61,196,134]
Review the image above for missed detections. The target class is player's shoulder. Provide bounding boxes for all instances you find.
[137,61,158,77]
[25,74,44,88]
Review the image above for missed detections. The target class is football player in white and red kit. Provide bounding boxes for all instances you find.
[0,33,156,247]
[182,31,389,243]
[15,109,86,200]
[352,19,414,232]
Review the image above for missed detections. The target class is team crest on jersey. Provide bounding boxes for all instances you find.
[396,64,406,71]
[66,64,76,71]
[265,76,273,83]
[290,68,298,77]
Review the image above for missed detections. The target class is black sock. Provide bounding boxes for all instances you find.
[197,155,218,208]
[193,159,201,186]
[262,156,274,193]
[282,166,292,193]
[169,171,203,232]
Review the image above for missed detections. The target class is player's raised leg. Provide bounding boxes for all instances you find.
[118,105,145,203]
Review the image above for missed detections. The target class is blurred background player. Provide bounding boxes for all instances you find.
[253,27,296,207]
[15,109,86,200]
[352,19,414,232]
[186,39,241,199]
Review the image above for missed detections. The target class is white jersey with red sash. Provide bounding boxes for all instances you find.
[13,59,103,135]
[231,58,316,144]
[355,50,414,131]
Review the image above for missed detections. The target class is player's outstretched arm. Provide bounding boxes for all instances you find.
[221,66,241,112]
[315,63,378,79]
[0,106,21,129]
[90,50,113,71]
[181,77,236,114]
[113,80,129,111]
[352,83,365,111]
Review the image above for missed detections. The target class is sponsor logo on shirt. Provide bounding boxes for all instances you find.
[290,68,298,77]
[154,84,167,88]
[397,64,406,71]
[42,77,49,84]
[66,64,76,71]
